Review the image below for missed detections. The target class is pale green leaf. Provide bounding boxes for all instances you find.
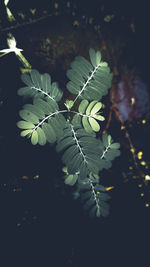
[65,174,78,186]
[92,114,105,121]
[64,100,74,110]
[90,102,102,114]
[17,121,35,129]
[20,129,32,137]
[86,100,97,115]
[37,127,46,145]
[31,130,38,145]
[82,117,93,133]
[89,117,100,132]
[96,51,101,65]
[107,135,112,145]
[79,99,89,113]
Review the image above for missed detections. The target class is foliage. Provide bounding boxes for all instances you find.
[17,48,120,217]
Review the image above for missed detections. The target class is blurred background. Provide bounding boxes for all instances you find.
[0,0,150,266]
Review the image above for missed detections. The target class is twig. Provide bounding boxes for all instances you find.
[0,13,53,32]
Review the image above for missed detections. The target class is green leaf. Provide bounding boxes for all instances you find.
[19,110,39,124]
[72,114,81,127]
[110,143,120,149]
[30,69,42,89]
[41,73,51,93]
[54,113,66,128]
[99,192,111,201]
[48,117,63,139]
[89,48,96,67]
[51,82,63,102]
[96,208,101,217]
[79,161,88,179]
[86,100,97,115]
[100,202,109,217]
[66,81,79,95]
[102,134,108,147]
[89,117,100,132]
[21,73,33,87]
[42,122,56,143]
[18,86,32,96]
[37,127,46,145]
[92,114,105,121]
[20,129,32,137]
[90,102,102,114]
[68,153,82,174]
[107,135,112,145]
[31,130,38,145]
[46,98,59,111]
[79,100,89,113]
[82,117,93,133]
[62,145,78,165]
[19,69,62,101]
[65,174,78,186]
[66,69,84,86]
[66,49,112,101]
[64,100,74,110]
[96,51,101,65]
[17,121,35,129]
[23,104,45,119]
[33,98,52,114]
[56,136,75,152]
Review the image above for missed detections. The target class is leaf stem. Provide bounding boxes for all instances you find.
[70,123,87,163]
[100,144,111,159]
[72,63,101,106]
[31,86,54,100]
[88,178,100,214]
[32,109,68,132]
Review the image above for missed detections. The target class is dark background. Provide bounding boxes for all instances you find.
[0,1,150,266]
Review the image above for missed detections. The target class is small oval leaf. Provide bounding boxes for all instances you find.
[89,48,96,67]
[79,100,89,113]
[31,130,38,145]
[65,174,78,186]
[20,129,32,137]
[96,51,101,65]
[110,143,120,149]
[89,117,100,132]
[17,121,35,129]
[92,114,105,121]
[91,102,102,114]
[82,117,93,133]
[37,127,46,145]
[19,110,39,124]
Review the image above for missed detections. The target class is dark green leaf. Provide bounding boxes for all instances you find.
[42,122,56,143]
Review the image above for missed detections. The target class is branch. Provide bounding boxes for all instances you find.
[0,13,53,32]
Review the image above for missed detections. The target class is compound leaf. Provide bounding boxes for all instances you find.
[66,48,112,101]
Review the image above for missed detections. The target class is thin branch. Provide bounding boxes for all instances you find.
[0,13,53,32]
[72,63,101,106]
[70,123,88,163]
[31,109,68,133]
